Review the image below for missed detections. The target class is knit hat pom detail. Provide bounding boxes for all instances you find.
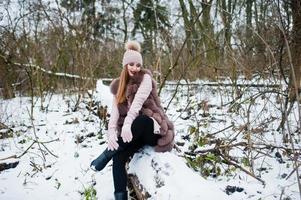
[125,41,141,52]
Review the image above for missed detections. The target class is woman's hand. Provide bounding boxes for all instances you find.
[121,124,133,143]
[107,130,119,151]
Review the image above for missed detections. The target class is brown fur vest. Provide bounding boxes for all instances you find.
[110,69,174,152]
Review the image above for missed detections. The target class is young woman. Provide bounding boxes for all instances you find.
[90,41,174,200]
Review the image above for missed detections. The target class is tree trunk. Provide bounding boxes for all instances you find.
[218,0,237,65]
[188,0,201,55]
[289,0,301,102]
[179,0,193,54]
[246,0,253,28]
[122,0,129,43]
[219,0,234,47]
[201,0,217,63]
[245,0,253,49]
[0,55,15,99]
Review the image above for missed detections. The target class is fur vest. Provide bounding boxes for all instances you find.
[110,69,174,152]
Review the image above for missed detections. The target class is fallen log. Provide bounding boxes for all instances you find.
[128,174,151,200]
[0,161,19,172]
[127,147,229,200]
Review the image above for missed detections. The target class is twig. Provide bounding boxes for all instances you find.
[174,99,192,121]
[72,94,82,112]
[0,138,59,161]
[228,124,247,144]
[279,187,285,200]
[26,107,46,162]
[219,153,265,185]
[33,138,60,144]
[40,143,58,158]
[285,162,301,180]
[0,122,9,129]
[207,124,234,137]
[17,141,36,158]
[0,155,17,161]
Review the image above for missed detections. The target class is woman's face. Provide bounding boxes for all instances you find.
[127,62,141,77]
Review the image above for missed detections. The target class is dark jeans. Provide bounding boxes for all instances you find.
[113,115,160,193]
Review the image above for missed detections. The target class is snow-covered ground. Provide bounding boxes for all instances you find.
[0,78,300,199]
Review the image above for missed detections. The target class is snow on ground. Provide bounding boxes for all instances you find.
[0,79,300,200]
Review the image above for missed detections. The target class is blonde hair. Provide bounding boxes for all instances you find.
[116,66,129,104]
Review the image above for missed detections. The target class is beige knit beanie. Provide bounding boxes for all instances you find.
[122,41,143,67]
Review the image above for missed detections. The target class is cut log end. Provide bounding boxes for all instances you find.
[128,174,151,200]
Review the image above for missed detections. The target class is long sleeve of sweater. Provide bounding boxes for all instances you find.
[123,74,152,126]
[108,96,119,135]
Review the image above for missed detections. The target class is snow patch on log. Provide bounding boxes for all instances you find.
[128,146,229,200]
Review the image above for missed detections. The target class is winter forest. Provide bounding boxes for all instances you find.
[0,0,301,199]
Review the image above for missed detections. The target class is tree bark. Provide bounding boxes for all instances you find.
[245,0,254,51]
[219,0,235,47]
[201,0,217,63]
[289,0,301,102]
[122,0,129,43]
[0,55,15,99]
[178,0,193,54]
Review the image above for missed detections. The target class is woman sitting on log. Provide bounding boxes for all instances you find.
[90,41,175,200]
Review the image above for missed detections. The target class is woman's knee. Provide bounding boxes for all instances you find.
[131,115,153,134]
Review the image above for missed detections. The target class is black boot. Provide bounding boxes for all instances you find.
[90,148,119,171]
[114,191,128,200]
